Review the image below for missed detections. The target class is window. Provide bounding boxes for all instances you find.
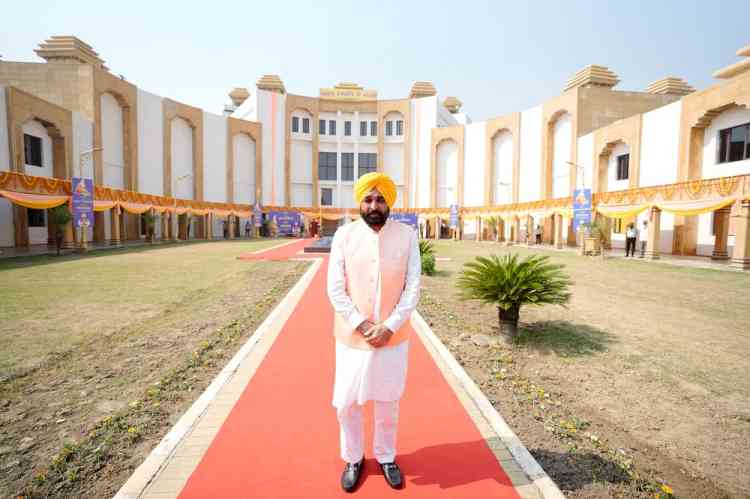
[385,121,393,136]
[302,117,310,134]
[24,134,43,167]
[291,116,299,133]
[321,187,333,206]
[344,121,352,136]
[616,154,629,181]
[329,120,336,136]
[396,120,404,136]
[613,218,622,234]
[319,119,326,135]
[318,152,337,181]
[718,122,750,163]
[358,153,377,177]
[370,121,377,136]
[28,208,45,227]
[342,152,354,181]
[360,121,367,137]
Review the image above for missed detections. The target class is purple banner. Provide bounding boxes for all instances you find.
[268,211,302,235]
[72,177,94,229]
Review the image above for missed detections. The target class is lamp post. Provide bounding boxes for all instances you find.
[565,161,585,191]
[77,147,102,252]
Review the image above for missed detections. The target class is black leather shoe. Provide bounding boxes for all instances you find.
[380,461,403,489]
[341,456,365,493]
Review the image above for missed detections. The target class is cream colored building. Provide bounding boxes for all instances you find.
[1,36,750,266]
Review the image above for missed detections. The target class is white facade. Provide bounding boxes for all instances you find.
[171,117,194,200]
[233,133,256,204]
[101,92,125,190]
[551,113,572,198]
[0,88,14,247]
[137,90,164,196]
[463,122,486,207]
[202,112,227,203]
[518,106,543,202]
[410,96,438,208]
[492,130,514,204]
[640,101,681,187]
[436,140,458,208]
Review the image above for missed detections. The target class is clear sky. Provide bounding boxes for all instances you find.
[1,0,748,121]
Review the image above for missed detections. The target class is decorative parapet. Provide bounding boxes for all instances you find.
[256,75,286,94]
[713,42,750,79]
[228,87,250,107]
[443,96,463,113]
[564,65,619,91]
[645,77,695,96]
[409,81,437,98]
[34,35,108,70]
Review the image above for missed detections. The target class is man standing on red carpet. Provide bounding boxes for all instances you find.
[327,172,421,492]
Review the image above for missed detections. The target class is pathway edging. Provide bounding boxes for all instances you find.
[411,311,565,499]
[113,258,322,499]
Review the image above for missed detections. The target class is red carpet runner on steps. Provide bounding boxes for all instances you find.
[180,240,521,498]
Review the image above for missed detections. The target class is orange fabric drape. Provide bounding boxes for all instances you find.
[0,190,69,209]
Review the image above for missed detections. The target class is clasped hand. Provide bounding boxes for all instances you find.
[357,320,393,348]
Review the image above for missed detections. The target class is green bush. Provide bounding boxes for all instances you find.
[457,253,571,339]
[421,252,436,276]
[419,239,434,258]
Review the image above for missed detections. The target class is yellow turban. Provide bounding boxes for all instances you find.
[354,172,397,208]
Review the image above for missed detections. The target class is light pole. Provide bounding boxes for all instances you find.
[77,147,102,252]
[566,161,585,191]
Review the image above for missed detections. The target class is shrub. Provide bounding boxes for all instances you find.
[457,253,571,340]
[421,252,436,276]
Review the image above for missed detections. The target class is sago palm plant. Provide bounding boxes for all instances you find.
[457,253,572,339]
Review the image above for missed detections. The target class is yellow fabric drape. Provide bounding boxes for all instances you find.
[190,209,209,216]
[0,190,69,209]
[654,197,736,216]
[301,211,350,221]
[119,202,153,214]
[595,204,651,218]
[93,200,117,212]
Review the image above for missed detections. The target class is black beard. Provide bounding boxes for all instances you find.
[361,207,389,227]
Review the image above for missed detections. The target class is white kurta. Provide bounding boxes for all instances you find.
[328,221,421,408]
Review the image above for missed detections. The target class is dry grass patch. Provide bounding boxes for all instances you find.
[420,241,750,498]
[0,240,307,498]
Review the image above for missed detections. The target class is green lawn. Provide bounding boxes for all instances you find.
[419,240,750,497]
[0,239,284,375]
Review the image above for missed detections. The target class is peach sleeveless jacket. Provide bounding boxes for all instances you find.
[333,219,413,350]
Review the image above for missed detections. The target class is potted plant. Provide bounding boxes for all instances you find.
[457,253,571,341]
[581,218,609,259]
[48,205,72,256]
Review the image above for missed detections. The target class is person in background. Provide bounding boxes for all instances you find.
[244,220,251,238]
[639,220,649,258]
[535,224,542,245]
[625,222,637,257]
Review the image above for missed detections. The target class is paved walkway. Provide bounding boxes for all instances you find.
[475,240,739,272]
[115,240,561,499]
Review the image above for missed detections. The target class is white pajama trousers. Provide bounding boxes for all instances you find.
[337,400,399,464]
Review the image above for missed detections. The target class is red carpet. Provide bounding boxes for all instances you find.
[237,239,312,261]
[179,255,521,498]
